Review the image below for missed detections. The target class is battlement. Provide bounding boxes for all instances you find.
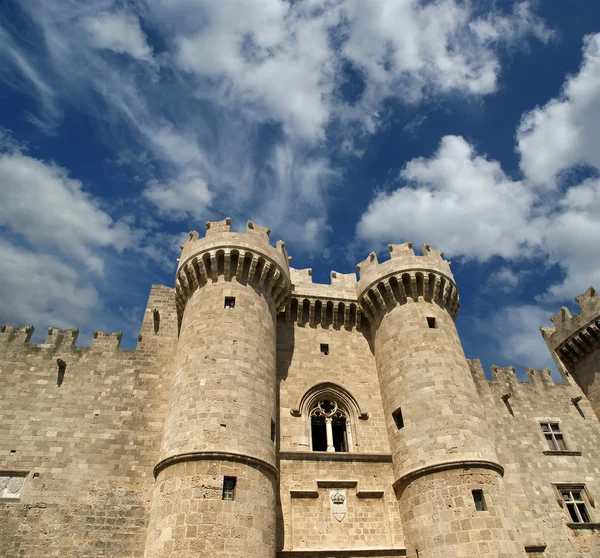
[468,359,573,390]
[289,268,357,300]
[355,243,458,322]
[540,286,600,366]
[175,219,292,317]
[281,268,362,329]
[0,325,126,352]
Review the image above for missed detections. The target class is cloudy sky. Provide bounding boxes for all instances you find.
[1,0,599,377]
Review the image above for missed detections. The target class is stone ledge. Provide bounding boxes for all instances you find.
[290,490,318,499]
[153,451,278,479]
[357,490,385,499]
[278,549,406,557]
[279,451,393,463]
[524,543,547,552]
[542,450,582,456]
[393,459,505,489]
[566,522,600,530]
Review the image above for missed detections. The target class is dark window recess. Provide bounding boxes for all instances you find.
[427,317,436,329]
[541,422,566,451]
[311,415,327,451]
[393,408,404,429]
[271,420,276,443]
[332,417,347,452]
[224,297,236,309]
[561,489,590,523]
[320,343,329,355]
[222,476,236,501]
[56,359,66,387]
[472,489,487,511]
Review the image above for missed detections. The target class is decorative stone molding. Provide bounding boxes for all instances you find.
[356,243,459,323]
[153,450,279,480]
[175,219,291,320]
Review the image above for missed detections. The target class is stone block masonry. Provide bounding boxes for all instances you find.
[0,219,599,557]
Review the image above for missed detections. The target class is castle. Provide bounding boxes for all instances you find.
[0,218,599,558]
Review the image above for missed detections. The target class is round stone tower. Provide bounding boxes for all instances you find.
[541,286,600,420]
[144,218,291,558]
[356,243,522,558]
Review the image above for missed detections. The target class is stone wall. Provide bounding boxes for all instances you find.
[0,285,178,558]
[470,360,600,558]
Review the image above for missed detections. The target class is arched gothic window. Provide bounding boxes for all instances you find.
[310,400,349,452]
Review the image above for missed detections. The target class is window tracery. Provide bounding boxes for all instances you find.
[310,399,349,452]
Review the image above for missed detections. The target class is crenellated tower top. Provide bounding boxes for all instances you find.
[540,286,600,367]
[175,218,292,322]
[355,242,458,323]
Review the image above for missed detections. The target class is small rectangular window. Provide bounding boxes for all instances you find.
[426,317,436,328]
[224,297,236,309]
[392,408,404,430]
[320,343,329,356]
[271,420,276,443]
[222,476,236,501]
[472,489,486,511]
[560,487,591,523]
[541,422,566,451]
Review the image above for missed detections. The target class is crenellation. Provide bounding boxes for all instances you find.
[0,324,35,344]
[1,223,599,558]
[45,327,79,347]
[91,330,122,351]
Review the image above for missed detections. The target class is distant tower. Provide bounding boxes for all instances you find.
[541,286,600,420]
[356,243,522,558]
[144,219,290,558]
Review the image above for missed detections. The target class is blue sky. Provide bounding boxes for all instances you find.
[1,1,599,377]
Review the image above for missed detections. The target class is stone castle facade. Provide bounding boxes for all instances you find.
[0,218,599,558]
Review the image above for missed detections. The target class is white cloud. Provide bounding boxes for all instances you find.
[0,148,138,273]
[490,304,555,371]
[486,267,527,293]
[144,177,213,220]
[357,133,600,303]
[0,1,551,259]
[0,239,100,330]
[169,0,550,140]
[82,11,153,62]
[517,33,600,186]
[357,135,539,260]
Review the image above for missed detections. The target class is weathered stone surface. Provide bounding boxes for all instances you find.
[0,222,598,558]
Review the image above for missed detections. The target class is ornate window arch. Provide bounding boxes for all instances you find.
[291,382,368,453]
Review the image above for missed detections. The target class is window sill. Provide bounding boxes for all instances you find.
[566,522,600,530]
[542,450,582,456]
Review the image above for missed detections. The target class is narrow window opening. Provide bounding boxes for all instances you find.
[560,488,591,523]
[393,408,404,429]
[320,343,329,356]
[222,476,236,501]
[153,309,160,334]
[541,422,566,451]
[224,297,236,309]
[311,415,327,451]
[472,489,486,511]
[427,317,436,329]
[271,420,276,443]
[56,358,66,387]
[332,417,347,452]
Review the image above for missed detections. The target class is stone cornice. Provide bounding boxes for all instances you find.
[154,451,279,480]
[392,459,504,490]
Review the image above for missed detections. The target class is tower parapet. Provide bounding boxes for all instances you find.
[356,243,458,323]
[175,218,291,322]
[541,286,600,420]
